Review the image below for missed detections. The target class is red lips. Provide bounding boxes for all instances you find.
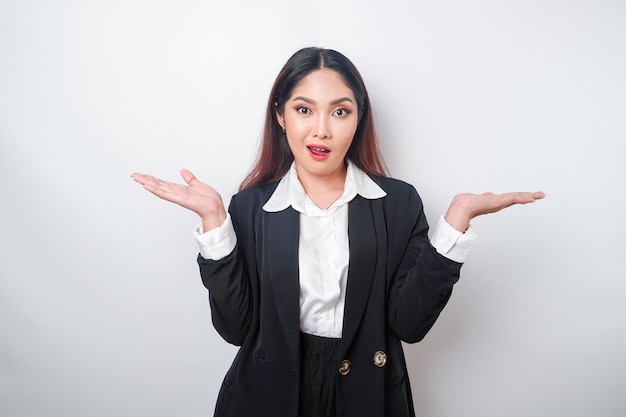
[307,145,331,160]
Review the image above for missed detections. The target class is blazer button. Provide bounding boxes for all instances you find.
[373,351,387,367]
[338,360,351,376]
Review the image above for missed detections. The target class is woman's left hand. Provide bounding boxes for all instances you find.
[444,191,545,233]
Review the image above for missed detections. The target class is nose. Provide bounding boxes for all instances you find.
[313,114,330,140]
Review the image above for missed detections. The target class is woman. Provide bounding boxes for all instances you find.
[131,47,544,417]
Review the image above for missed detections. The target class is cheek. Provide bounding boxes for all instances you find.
[338,124,358,148]
[285,118,310,138]
[285,136,301,156]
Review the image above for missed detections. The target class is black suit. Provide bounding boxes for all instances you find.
[198,176,463,417]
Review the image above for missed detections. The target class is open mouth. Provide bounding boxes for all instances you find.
[307,145,330,157]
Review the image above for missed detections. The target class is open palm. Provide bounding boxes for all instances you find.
[131,169,227,231]
[445,191,545,232]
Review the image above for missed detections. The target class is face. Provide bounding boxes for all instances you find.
[277,69,358,184]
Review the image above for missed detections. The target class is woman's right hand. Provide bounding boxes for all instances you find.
[131,169,227,231]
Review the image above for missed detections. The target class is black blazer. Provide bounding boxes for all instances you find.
[198,176,463,417]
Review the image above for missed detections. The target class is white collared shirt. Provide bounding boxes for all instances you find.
[262,162,386,337]
[194,162,476,338]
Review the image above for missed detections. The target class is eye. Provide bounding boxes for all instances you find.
[333,108,351,117]
[296,106,311,114]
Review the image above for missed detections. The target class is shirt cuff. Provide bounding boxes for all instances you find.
[193,213,237,260]
[430,215,477,263]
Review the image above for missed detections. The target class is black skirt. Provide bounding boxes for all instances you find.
[299,332,342,417]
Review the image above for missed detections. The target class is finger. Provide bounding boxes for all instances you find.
[130,172,147,184]
[141,178,167,195]
[131,172,161,186]
[180,169,197,186]
[504,191,545,205]
[517,191,546,203]
[140,177,186,201]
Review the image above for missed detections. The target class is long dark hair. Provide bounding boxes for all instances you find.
[239,47,388,191]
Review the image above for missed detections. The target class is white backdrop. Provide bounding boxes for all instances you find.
[1,1,625,416]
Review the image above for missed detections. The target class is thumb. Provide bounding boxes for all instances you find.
[180,169,197,186]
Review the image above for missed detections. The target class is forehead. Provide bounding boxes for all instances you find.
[290,69,355,100]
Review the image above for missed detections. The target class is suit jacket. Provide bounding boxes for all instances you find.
[198,176,463,417]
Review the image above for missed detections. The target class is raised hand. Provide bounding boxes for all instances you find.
[131,169,227,231]
[444,191,545,233]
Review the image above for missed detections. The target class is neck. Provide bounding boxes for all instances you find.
[296,165,347,193]
[295,164,347,209]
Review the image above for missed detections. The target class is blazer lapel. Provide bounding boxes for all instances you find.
[265,207,301,370]
[340,195,379,356]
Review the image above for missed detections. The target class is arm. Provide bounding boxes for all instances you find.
[387,187,545,343]
[131,170,253,345]
[386,188,461,343]
[198,197,254,346]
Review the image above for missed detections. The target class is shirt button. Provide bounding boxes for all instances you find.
[373,351,387,367]
[338,359,351,376]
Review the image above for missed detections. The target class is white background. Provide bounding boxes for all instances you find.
[1,1,625,416]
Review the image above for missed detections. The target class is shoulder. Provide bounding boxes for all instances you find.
[230,182,280,212]
[369,175,423,208]
[226,182,280,231]
[368,176,429,233]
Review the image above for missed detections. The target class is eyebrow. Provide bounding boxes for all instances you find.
[291,96,354,106]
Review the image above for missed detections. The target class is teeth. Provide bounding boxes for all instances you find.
[309,146,329,153]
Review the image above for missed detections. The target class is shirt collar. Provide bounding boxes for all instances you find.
[262,160,387,214]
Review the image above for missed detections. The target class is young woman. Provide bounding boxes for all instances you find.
[131,47,544,417]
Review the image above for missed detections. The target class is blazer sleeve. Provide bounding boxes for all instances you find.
[385,184,463,343]
[197,194,254,346]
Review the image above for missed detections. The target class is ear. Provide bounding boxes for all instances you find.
[275,103,285,131]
